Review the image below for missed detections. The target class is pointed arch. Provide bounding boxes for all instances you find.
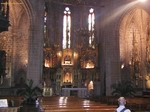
[119,6,150,88]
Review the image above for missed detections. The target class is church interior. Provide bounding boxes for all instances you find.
[0,0,150,111]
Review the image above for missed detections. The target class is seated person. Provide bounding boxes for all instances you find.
[115,97,131,112]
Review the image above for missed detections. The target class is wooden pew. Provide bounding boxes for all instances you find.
[0,96,24,107]
[0,96,24,112]
[0,107,20,112]
[126,97,150,111]
[92,96,150,111]
[40,96,117,112]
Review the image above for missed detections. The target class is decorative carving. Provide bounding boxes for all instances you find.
[146,21,150,73]
[129,27,141,87]
[64,55,71,64]
[80,48,97,69]
[63,68,72,83]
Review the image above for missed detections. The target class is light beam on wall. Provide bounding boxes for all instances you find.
[138,0,147,2]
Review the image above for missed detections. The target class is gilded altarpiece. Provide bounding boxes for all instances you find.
[43,46,99,95]
[120,20,150,90]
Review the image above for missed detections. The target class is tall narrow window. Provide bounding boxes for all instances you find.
[63,7,71,49]
[44,5,48,47]
[88,8,95,48]
[43,5,51,68]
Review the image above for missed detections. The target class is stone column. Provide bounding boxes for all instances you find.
[27,1,45,87]
[98,1,124,96]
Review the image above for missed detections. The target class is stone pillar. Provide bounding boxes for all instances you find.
[27,1,45,87]
[97,1,124,96]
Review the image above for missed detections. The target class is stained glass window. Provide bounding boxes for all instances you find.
[63,7,71,49]
[88,8,95,48]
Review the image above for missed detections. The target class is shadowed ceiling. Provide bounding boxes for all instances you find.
[46,0,110,7]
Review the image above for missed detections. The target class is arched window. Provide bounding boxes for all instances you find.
[63,7,71,49]
[88,8,95,48]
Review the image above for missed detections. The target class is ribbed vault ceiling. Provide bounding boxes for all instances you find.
[46,0,109,7]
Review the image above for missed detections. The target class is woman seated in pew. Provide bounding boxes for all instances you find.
[115,97,131,112]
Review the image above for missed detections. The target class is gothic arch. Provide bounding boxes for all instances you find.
[21,0,34,27]
[0,0,34,87]
[119,8,149,62]
[119,7,150,88]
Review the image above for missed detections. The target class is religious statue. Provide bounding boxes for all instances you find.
[64,55,71,64]
[134,61,140,73]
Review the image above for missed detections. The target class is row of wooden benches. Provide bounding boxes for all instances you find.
[0,96,23,112]
[1,96,149,112]
[40,96,117,112]
[90,96,150,111]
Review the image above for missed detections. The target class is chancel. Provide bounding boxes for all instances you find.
[0,0,150,111]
